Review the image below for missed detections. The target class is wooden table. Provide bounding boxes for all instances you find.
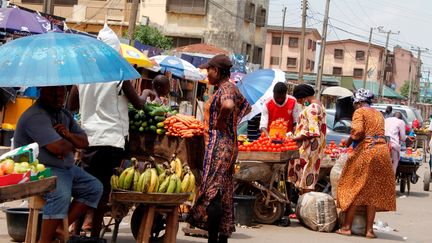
[111,192,190,243]
[0,177,57,243]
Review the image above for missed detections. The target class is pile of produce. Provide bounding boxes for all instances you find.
[164,114,204,138]
[110,157,196,195]
[128,103,177,135]
[269,119,288,138]
[238,132,298,152]
[324,140,353,159]
[0,158,46,176]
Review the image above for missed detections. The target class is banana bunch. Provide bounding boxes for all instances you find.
[170,155,183,178]
[158,168,182,193]
[110,167,124,190]
[180,166,196,194]
[136,164,160,193]
[118,158,141,190]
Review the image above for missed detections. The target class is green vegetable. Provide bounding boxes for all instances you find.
[149,125,157,133]
[141,121,148,127]
[156,128,166,135]
[154,116,166,122]
[139,127,144,132]
[149,107,167,117]
[156,122,165,128]
[148,119,154,125]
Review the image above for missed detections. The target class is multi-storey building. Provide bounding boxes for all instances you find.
[264,26,321,73]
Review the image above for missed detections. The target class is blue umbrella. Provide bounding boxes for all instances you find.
[0,7,61,36]
[237,69,286,122]
[151,55,205,81]
[0,32,140,87]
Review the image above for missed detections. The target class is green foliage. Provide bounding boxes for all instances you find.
[400,80,410,98]
[133,25,173,50]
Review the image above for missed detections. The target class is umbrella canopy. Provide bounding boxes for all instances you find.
[322,86,353,97]
[150,55,205,81]
[0,7,61,36]
[120,43,160,70]
[237,69,286,122]
[0,32,140,87]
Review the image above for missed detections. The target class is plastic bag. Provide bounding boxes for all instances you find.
[97,23,120,52]
[295,192,338,232]
[330,153,348,199]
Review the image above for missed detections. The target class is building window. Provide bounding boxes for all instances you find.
[166,0,207,15]
[256,6,266,27]
[287,57,297,67]
[244,1,256,22]
[333,67,342,76]
[356,51,365,60]
[270,57,280,65]
[311,61,315,70]
[169,36,202,48]
[288,37,299,48]
[334,49,344,59]
[23,0,78,4]
[272,36,281,45]
[306,59,311,69]
[312,41,317,51]
[243,43,252,61]
[307,39,312,49]
[353,68,364,78]
[253,47,263,64]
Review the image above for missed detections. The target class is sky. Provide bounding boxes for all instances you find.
[268,0,432,72]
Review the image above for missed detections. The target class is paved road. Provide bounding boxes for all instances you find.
[1,164,431,243]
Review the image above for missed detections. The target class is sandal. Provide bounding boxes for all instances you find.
[366,231,377,239]
[336,228,352,236]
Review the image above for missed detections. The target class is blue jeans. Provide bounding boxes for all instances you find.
[43,165,103,219]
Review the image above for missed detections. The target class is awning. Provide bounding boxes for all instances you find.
[353,80,404,99]
[285,73,341,86]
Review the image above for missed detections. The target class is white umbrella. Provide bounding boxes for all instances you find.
[322,86,353,97]
[150,55,205,81]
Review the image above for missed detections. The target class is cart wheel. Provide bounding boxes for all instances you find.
[410,173,419,184]
[424,171,431,191]
[400,178,406,193]
[130,204,178,241]
[252,194,285,224]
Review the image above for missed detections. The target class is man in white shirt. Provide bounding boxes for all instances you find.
[385,112,407,174]
[68,25,156,237]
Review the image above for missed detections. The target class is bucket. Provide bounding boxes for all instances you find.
[3,207,43,242]
[233,195,256,226]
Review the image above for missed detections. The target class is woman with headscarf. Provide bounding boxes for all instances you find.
[336,88,396,239]
[287,84,326,194]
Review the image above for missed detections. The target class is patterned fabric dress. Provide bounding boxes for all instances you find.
[287,103,326,190]
[337,107,396,212]
[188,81,251,236]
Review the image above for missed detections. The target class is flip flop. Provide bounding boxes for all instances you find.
[366,232,377,239]
[289,213,297,219]
[335,228,352,236]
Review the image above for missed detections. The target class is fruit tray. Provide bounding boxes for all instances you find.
[237,150,299,162]
[111,191,191,205]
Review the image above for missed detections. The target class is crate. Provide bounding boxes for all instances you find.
[237,150,299,162]
[0,171,31,187]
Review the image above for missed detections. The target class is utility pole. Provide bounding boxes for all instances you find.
[363,27,374,88]
[43,0,54,14]
[410,47,429,104]
[127,0,141,42]
[315,0,330,100]
[279,7,287,69]
[408,64,413,106]
[298,0,308,83]
[377,27,399,102]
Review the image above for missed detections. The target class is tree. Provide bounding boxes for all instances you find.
[133,25,173,50]
[400,80,410,98]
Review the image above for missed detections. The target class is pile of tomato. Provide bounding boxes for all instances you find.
[238,132,298,152]
[270,119,288,130]
[324,140,353,159]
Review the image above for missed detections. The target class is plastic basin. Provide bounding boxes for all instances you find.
[3,207,42,242]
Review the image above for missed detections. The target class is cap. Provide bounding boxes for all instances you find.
[199,54,233,70]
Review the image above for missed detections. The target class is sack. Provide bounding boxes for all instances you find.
[330,153,349,199]
[233,162,272,183]
[296,192,338,232]
[67,236,107,243]
[339,206,366,236]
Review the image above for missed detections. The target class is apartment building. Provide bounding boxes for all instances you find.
[264,26,321,73]
[389,46,419,91]
[323,39,386,83]
[10,0,269,64]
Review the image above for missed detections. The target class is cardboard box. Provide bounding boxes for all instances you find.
[30,168,52,181]
[0,143,39,163]
[0,171,31,186]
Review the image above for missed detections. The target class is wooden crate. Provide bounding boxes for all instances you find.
[237,150,299,162]
[111,192,190,205]
[0,176,56,203]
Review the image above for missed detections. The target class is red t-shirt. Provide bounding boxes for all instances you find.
[266,97,296,131]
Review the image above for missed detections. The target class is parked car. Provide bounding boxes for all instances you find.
[371,104,423,127]
[326,109,351,145]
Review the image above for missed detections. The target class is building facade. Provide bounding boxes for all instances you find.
[390,46,419,92]
[264,26,321,73]
[323,39,385,82]
[10,0,269,64]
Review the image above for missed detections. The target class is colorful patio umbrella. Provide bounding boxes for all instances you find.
[0,7,61,36]
[150,55,206,81]
[120,43,160,70]
[237,69,286,122]
[0,32,140,87]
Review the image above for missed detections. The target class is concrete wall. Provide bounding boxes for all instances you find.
[323,41,383,81]
[264,30,319,73]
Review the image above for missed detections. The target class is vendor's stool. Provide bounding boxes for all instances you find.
[25,196,69,243]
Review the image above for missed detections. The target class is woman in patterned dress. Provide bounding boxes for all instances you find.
[188,55,251,243]
[336,89,396,239]
[288,84,326,194]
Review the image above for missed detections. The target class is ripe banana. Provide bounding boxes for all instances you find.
[186,172,196,193]
[133,170,141,192]
[110,175,119,190]
[181,173,190,193]
[159,175,171,193]
[119,167,133,189]
[167,174,178,193]
[148,168,158,193]
[170,159,176,172]
[139,168,152,192]
[175,158,182,178]
[123,167,135,190]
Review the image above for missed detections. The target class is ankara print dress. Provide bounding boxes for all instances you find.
[188,81,251,236]
[287,103,326,190]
